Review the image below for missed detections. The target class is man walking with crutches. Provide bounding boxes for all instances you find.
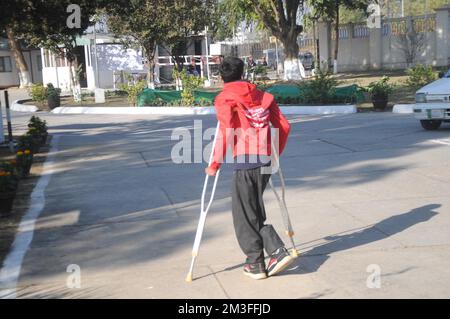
[205,57,293,280]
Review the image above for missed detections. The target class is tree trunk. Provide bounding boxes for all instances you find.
[68,57,82,102]
[6,27,32,88]
[333,2,340,74]
[145,45,156,89]
[312,19,318,72]
[280,32,305,80]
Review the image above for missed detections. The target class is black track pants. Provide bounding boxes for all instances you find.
[231,166,285,264]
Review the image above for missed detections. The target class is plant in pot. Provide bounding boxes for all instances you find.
[365,76,394,110]
[0,166,18,215]
[46,83,61,110]
[17,133,40,154]
[28,116,48,145]
[16,150,33,178]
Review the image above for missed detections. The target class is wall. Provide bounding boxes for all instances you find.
[87,43,146,89]
[0,50,19,87]
[318,6,450,72]
[41,65,72,92]
[0,49,42,87]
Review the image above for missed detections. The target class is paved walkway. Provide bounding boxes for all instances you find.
[1,111,450,298]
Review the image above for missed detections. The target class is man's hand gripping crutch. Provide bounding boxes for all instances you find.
[185,122,221,282]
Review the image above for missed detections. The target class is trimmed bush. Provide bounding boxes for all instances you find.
[406,65,436,90]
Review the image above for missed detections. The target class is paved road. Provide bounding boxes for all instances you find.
[1,110,450,298]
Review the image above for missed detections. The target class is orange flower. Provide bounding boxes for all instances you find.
[0,171,7,177]
[24,150,31,155]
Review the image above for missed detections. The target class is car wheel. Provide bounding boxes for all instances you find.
[420,120,442,130]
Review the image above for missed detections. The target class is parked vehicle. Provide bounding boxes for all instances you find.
[413,68,450,130]
[299,52,314,71]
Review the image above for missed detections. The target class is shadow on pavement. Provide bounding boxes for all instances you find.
[286,204,440,275]
[6,112,448,288]
[198,204,439,280]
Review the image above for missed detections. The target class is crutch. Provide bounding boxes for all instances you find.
[185,122,221,282]
[268,133,299,258]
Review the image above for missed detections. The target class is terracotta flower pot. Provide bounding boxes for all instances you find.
[372,98,388,110]
[47,95,60,110]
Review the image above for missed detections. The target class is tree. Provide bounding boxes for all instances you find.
[396,20,426,67]
[217,0,305,80]
[106,0,163,88]
[307,0,367,73]
[162,0,215,85]
[1,1,32,87]
[106,0,215,88]
[13,0,99,100]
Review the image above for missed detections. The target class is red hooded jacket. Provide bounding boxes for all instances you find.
[210,81,291,170]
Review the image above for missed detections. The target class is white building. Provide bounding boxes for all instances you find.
[0,37,42,88]
[41,19,215,92]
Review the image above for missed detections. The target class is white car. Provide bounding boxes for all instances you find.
[413,68,450,130]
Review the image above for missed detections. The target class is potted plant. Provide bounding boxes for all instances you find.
[47,83,61,109]
[28,116,48,145]
[365,76,394,110]
[0,166,18,215]
[17,133,40,154]
[16,150,33,178]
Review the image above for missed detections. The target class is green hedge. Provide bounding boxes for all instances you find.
[137,84,364,107]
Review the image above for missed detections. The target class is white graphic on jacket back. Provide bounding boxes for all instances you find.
[245,107,269,128]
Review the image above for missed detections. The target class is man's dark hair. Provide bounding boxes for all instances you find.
[219,57,244,83]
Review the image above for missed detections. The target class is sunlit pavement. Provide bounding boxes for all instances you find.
[1,110,450,298]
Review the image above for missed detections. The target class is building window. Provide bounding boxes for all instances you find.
[55,55,67,67]
[44,49,52,67]
[0,56,13,72]
[37,55,42,71]
[0,38,9,50]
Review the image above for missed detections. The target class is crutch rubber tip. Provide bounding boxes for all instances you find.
[185,273,193,283]
[290,249,299,258]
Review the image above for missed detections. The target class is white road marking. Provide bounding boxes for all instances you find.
[0,136,59,299]
[431,139,450,146]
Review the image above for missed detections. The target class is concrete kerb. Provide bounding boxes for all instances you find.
[50,105,357,115]
[11,99,39,113]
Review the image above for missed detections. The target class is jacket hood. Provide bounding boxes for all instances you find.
[222,81,274,110]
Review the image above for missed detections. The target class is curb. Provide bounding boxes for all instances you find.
[11,100,39,113]
[50,105,357,115]
[392,104,414,114]
[280,105,356,115]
